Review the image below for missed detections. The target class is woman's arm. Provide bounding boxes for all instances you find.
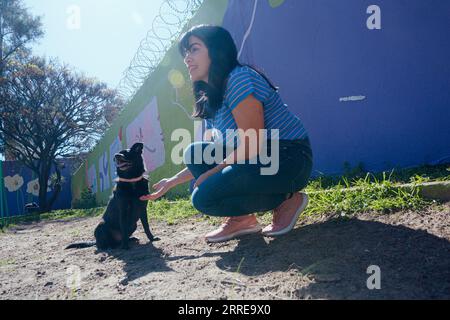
[169,167,194,187]
[225,94,265,164]
[142,128,212,199]
[140,167,194,201]
[193,95,265,187]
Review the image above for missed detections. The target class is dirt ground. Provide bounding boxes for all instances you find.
[1,202,449,300]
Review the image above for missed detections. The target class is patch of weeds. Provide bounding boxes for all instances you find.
[310,163,450,190]
[148,198,197,225]
[70,229,81,237]
[72,187,97,209]
[0,259,15,267]
[304,172,431,217]
[39,207,105,221]
[0,207,105,231]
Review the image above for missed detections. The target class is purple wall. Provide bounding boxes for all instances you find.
[223,0,450,175]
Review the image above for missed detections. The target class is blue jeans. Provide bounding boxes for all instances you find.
[183,139,313,217]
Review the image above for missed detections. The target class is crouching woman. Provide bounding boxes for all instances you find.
[140,25,313,243]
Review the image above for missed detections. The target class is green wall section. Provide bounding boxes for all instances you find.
[71,0,229,205]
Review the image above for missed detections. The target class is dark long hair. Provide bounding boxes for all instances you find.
[178,25,277,119]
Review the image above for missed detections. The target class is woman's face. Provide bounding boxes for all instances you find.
[184,35,211,83]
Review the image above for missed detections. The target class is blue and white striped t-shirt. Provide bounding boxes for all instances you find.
[205,65,308,146]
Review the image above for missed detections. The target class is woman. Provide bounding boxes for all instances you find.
[140,25,313,243]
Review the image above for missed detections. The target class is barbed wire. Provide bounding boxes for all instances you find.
[116,0,204,101]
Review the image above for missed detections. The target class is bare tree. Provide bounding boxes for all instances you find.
[0,0,43,77]
[0,0,44,158]
[0,55,124,213]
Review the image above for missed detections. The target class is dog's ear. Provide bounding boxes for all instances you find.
[130,143,144,155]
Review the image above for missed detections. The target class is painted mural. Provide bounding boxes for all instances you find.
[0,160,74,217]
[98,151,110,193]
[125,97,166,173]
[87,164,98,195]
[109,135,122,182]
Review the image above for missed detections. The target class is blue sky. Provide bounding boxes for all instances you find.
[23,0,165,88]
[0,0,165,160]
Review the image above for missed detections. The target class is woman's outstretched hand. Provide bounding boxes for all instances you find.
[140,178,173,201]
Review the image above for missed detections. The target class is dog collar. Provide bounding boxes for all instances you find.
[115,175,145,183]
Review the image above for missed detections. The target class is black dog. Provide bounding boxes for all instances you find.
[67,142,159,250]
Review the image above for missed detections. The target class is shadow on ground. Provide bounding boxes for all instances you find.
[100,241,172,283]
[214,218,450,299]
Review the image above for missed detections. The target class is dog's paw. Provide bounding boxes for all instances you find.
[151,237,161,242]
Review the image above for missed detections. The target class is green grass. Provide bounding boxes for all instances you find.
[149,170,435,225]
[1,163,447,230]
[149,197,200,225]
[311,163,450,190]
[0,259,15,267]
[303,172,432,218]
[0,207,104,231]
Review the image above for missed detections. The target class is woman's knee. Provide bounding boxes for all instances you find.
[191,188,212,214]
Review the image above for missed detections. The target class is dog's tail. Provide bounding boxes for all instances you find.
[65,242,96,249]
